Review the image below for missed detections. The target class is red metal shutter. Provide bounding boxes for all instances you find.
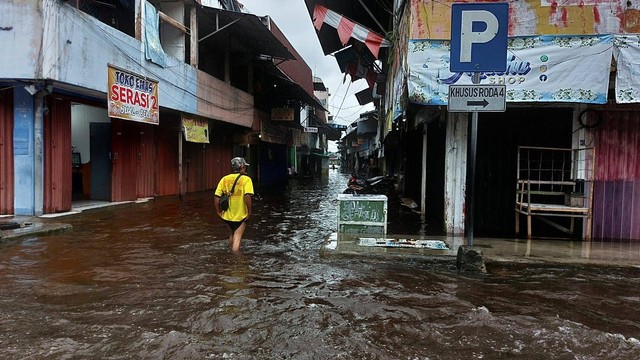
[44,97,72,213]
[136,123,156,198]
[111,119,138,202]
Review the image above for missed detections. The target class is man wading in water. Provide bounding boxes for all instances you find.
[214,157,254,251]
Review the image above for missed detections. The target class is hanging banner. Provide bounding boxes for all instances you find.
[614,35,640,103]
[408,35,613,105]
[181,116,209,144]
[108,65,159,124]
[144,1,167,68]
[387,6,409,126]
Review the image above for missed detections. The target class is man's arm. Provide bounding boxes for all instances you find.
[244,194,252,222]
[214,195,223,218]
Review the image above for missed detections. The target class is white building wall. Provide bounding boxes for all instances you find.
[49,1,199,114]
[0,1,43,79]
[0,0,253,128]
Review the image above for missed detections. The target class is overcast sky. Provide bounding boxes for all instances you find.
[239,0,375,128]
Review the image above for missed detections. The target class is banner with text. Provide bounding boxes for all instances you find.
[108,65,159,124]
[408,35,613,105]
[182,116,210,144]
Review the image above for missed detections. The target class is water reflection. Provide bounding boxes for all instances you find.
[0,170,639,359]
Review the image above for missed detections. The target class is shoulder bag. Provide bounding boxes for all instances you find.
[219,174,242,211]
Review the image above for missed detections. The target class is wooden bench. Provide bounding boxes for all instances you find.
[514,147,594,240]
[515,180,592,240]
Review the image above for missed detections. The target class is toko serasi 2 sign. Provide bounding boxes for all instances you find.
[108,65,159,125]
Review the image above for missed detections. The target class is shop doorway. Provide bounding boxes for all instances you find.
[474,107,573,237]
[71,103,112,203]
[90,122,112,200]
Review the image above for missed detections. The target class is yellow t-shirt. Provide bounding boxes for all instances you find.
[215,173,254,221]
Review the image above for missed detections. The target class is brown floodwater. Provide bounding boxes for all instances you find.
[1,171,639,359]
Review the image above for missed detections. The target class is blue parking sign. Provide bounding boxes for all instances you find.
[450,3,509,72]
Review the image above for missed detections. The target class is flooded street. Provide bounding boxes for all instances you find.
[1,171,640,359]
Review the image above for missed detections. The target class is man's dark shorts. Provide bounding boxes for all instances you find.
[224,219,246,232]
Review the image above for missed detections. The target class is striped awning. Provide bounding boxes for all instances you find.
[312,4,390,59]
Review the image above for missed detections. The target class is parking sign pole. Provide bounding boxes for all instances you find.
[466,73,481,246]
[450,2,509,246]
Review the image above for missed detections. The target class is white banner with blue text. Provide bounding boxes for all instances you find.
[408,35,613,105]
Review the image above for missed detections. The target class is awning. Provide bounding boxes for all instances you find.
[334,45,375,73]
[358,110,378,121]
[260,62,326,111]
[278,77,325,112]
[197,7,295,61]
[200,7,320,111]
[311,4,390,59]
[334,45,385,96]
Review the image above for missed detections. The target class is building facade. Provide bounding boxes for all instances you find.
[0,0,320,215]
[307,0,640,241]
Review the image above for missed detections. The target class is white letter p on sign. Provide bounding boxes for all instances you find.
[460,10,499,63]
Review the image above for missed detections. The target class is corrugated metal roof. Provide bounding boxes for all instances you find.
[268,20,315,98]
[197,7,295,61]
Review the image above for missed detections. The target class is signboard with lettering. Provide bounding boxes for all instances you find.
[271,107,295,121]
[337,194,387,235]
[108,65,159,124]
[181,116,210,143]
[448,84,506,112]
[450,3,509,72]
[408,35,612,105]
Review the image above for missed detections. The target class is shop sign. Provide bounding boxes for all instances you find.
[108,65,159,124]
[450,2,508,72]
[408,35,613,105]
[304,127,318,133]
[181,116,209,143]
[271,107,295,121]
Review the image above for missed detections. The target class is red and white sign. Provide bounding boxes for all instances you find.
[108,65,159,125]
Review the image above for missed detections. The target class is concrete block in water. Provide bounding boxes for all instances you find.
[456,245,487,273]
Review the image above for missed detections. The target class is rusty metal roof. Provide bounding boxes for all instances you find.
[197,6,295,61]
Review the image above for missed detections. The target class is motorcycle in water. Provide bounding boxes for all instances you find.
[343,174,396,195]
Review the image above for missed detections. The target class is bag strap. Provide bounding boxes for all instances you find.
[230,174,243,194]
